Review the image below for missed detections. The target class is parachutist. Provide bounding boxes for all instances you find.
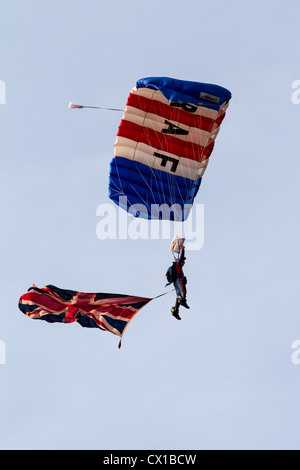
[166,241,189,319]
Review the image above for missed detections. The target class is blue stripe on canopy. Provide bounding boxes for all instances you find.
[136,76,231,110]
[108,156,201,221]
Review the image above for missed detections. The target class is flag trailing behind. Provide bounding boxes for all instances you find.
[109,76,231,221]
[18,285,152,348]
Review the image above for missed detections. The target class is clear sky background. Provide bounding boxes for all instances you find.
[1,0,299,450]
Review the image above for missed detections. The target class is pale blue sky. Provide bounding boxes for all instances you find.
[1,0,299,450]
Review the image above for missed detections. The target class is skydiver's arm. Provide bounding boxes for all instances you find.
[178,246,185,266]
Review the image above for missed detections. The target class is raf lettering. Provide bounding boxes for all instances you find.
[153,102,196,173]
[153,151,179,172]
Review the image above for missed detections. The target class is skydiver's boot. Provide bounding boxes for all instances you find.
[171,298,181,320]
[171,307,181,320]
[178,297,190,309]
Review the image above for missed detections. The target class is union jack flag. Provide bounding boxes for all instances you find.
[18,284,152,348]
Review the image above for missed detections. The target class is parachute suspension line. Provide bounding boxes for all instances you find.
[152,100,202,225]
[138,102,173,213]
[129,90,185,224]
[113,97,169,218]
[110,158,174,252]
[110,149,180,250]
[153,111,185,222]
[112,156,128,196]
[114,102,183,224]
[128,169,183,248]
[156,234,172,252]
[111,89,195,224]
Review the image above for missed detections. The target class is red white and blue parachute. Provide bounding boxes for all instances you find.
[108,77,231,221]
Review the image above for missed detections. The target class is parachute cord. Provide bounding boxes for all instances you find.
[89,106,123,111]
[152,289,175,300]
[68,102,123,111]
[118,290,174,348]
[156,236,171,251]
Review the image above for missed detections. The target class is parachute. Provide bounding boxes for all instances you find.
[108,76,231,221]
[18,284,152,348]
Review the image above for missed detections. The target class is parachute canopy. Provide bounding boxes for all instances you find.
[109,76,231,221]
[18,284,152,348]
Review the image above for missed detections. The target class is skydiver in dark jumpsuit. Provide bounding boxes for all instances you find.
[171,245,190,320]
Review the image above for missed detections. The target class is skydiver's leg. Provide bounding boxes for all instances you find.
[174,280,182,298]
[177,278,189,309]
[178,297,190,309]
[171,282,181,319]
[171,298,181,320]
[177,278,186,299]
